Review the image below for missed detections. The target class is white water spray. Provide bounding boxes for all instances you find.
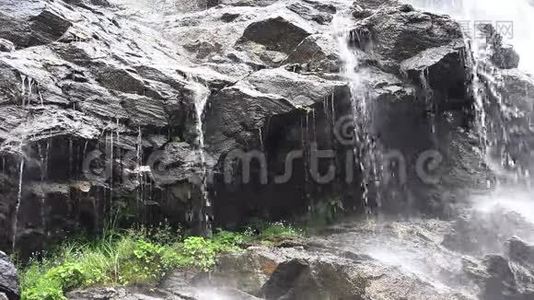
[333,13,381,209]
[407,0,534,73]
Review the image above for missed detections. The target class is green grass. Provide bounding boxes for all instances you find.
[257,222,304,242]
[18,223,302,300]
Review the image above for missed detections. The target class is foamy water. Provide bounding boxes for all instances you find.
[472,188,534,224]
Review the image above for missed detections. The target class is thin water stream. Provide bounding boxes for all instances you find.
[187,78,212,235]
[333,11,382,210]
[12,158,24,251]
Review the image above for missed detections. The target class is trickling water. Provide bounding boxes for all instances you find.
[38,88,44,107]
[333,13,381,210]
[397,0,534,270]
[28,78,33,101]
[109,131,114,208]
[419,68,438,140]
[135,126,143,209]
[406,0,534,185]
[12,158,24,251]
[258,127,264,152]
[187,78,212,234]
[20,74,26,106]
[37,143,47,231]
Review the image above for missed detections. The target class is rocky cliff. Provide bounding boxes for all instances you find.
[2,0,530,257]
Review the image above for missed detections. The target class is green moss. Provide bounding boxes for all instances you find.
[19,223,302,300]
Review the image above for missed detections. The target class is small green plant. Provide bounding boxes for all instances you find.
[46,263,85,291]
[181,237,217,271]
[213,229,252,249]
[259,222,304,241]
[19,222,304,300]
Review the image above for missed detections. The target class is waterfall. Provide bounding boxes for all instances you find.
[407,0,534,182]
[187,78,212,235]
[404,0,534,230]
[408,0,534,72]
[11,158,24,251]
[333,13,381,210]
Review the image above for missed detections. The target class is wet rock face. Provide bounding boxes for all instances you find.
[0,0,501,252]
[478,24,520,69]
[197,237,473,300]
[464,252,534,300]
[400,41,468,102]
[0,0,205,253]
[0,39,14,52]
[508,237,534,268]
[0,251,18,300]
[354,4,464,68]
[284,34,340,72]
[0,1,72,49]
[259,258,369,300]
[483,68,534,179]
[443,209,534,256]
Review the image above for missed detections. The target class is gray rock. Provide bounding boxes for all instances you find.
[237,16,312,54]
[67,286,183,299]
[218,0,278,7]
[0,3,72,49]
[464,254,534,300]
[508,237,534,268]
[204,67,347,156]
[260,258,311,299]
[207,247,283,294]
[204,82,294,155]
[245,68,346,106]
[356,0,402,10]
[284,34,340,72]
[220,12,240,22]
[354,5,463,66]
[400,41,468,101]
[287,2,333,25]
[484,68,534,178]
[0,251,18,300]
[478,23,520,69]
[211,243,470,300]
[491,45,520,69]
[443,210,534,256]
[0,38,14,52]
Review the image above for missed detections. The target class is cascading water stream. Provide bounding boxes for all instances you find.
[320,2,534,293]
[12,158,24,251]
[406,0,534,185]
[187,78,212,235]
[333,13,382,210]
